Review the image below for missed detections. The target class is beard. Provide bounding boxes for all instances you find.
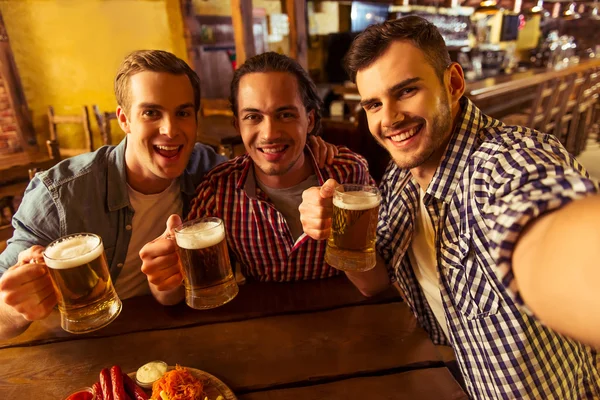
[386,95,453,171]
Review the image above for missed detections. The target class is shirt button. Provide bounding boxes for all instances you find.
[125,225,132,231]
[117,263,123,268]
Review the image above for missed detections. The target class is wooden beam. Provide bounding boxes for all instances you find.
[286,0,308,70]
[231,0,256,67]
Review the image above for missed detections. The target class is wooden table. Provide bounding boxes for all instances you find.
[0,277,467,399]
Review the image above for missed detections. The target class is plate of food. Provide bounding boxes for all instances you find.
[131,362,237,400]
[64,363,236,400]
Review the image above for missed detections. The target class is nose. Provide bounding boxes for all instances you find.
[159,115,178,138]
[259,116,281,142]
[381,103,404,132]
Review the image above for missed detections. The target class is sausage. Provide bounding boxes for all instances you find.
[123,373,149,400]
[100,368,114,400]
[111,365,127,400]
[92,382,103,400]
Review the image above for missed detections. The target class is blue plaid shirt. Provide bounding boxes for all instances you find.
[377,98,600,399]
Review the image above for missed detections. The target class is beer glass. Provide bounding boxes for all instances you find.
[325,184,381,272]
[174,217,238,309]
[42,233,122,334]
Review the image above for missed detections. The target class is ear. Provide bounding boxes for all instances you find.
[116,106,131,134]
[445,62,465,107]
[306,109,316,135]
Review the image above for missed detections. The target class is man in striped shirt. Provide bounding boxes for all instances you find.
[141,52,374,282]
[300,16,600,399]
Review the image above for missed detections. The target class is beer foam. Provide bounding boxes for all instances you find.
[44,235,104,269]
[333,191,381,211]
[175,221,225,250]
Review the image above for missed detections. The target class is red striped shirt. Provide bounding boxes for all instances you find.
[187,146,375,282]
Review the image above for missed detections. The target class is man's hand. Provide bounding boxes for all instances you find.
[308,135,338,169]
[299,179,338,240]
[0,245,57,322]
[140,215,184,294]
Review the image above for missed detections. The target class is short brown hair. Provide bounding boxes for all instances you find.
[229,52,323,136]
[114,50,201,114]
[344,16,452,83]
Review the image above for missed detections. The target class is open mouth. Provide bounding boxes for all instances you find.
[258,144,289,159]
[387,124,423,144]
[153,144,183,158]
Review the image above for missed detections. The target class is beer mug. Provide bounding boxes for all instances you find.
[42,233,122,334]
[174,217,238,309]
[325,184,381,272]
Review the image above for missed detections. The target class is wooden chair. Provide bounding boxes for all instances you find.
[502,78,560,131]
[561,71,594,154]
[542,73,578,139]
[549,73,589,148]
[92,105,117,146]
[47,105,93,158]
[571,67,600,155]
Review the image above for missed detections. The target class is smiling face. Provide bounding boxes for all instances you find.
[118,71,197,194]
[356,40,463,181]
[235,71,315,188]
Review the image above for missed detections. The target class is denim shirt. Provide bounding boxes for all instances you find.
[0,138,226,284]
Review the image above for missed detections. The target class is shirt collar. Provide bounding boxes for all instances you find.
[107,137,130,211]
[237,144,323,198]
[426,97,483,204]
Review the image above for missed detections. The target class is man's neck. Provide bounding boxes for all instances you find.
[125,153,173,195]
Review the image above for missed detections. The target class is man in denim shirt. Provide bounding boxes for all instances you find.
[0,50,227,339]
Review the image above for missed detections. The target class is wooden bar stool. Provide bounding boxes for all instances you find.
[92,105,117,146]
[564,71,596,154]
[550,73,589,149]
[502,78,560,131]
[540,73,578,138]
[47,105,93,158]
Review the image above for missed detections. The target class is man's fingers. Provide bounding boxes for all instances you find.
[140,237,178,261]
[164,214,182,238]
[152,272,184,292]
[317,137,328,169]
[2,273,54,307]
[304,227,332,241]
[326,143,338,165]
[16,245,45,265]
[320,179,338,199]
[0,263,48,292]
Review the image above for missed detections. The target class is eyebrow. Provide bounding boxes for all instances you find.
[240,105,300,114]
[359,77,422,108]
[138,102,195,110]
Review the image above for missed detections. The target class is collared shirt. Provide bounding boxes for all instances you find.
[0,138,226,286]
[378,98,600,399]
[187,146,375,282]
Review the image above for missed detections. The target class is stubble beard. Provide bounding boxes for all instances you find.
[387,99,453,170]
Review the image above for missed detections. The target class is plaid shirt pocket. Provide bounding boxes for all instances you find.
[445,234,500,320]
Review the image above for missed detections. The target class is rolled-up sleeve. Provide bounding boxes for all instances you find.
[0,177,60,273]
[482,137,598,311]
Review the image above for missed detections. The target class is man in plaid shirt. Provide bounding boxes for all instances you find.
[141,52,374,282]
[300,16,600,399]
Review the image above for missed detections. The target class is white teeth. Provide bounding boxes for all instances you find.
[155,145,179,151]
[390,126,419,142]
[262,146,285,154]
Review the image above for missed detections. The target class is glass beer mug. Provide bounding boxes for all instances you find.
[174,217,238,309]
[325,184,381,272]
[43,233,122,334]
